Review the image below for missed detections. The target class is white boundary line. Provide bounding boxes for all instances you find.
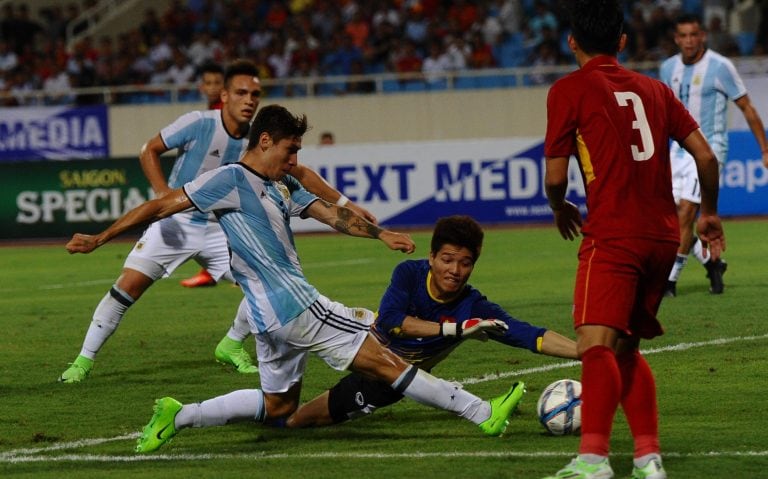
[3,333,767,464]
[456,333,768,385]
[4,450,768,464]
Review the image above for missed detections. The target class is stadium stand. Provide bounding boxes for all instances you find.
[0,0,763,106]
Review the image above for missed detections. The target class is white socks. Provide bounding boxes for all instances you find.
[391,366,490,424]
[667,254,688,282]
[175,389,265,429]
[226,299,252,342]
[80,286,135,359]
[690,237,710,264]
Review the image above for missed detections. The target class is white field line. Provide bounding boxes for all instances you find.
[2,333,767,464]
[456,333,768,385]
[3,450,768,464]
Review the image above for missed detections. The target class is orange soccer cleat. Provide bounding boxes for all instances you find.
[180,269,216,287]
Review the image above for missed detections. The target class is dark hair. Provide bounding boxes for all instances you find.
[223,58,259,87]
[568,0,624,55]
[675,13,703,28]
[247,105,309,150]
[199,61,223,76]
[431,215,484,262]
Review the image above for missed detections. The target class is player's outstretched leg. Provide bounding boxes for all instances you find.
[214,336,258,373]
[544,456,614,479]
[58,355,94,383]
[478,381,526,436]
[135,397,182,453]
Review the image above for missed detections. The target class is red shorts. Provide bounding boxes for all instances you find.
[572,237,678,339]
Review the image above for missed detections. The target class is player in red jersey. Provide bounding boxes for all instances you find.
[542,1,725,478]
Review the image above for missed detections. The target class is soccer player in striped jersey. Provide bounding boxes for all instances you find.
[660,14,768,297]
[58,60,371,383]
[543,1,725,477]
[284,215,576,429]
[65,105,525,452]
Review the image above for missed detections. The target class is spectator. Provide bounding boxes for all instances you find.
[0,40,18,73]
[43,65,73,105]
[319,131,335,145]
[448,0,479,33]
[422,40,452,85]
[497,0,524,37]
[403,5,429,45]
[529,1,558,46]
[445,34,471,70]
[467,32,496,69]
[706,15,739,55]
[187,30,224,67]
[473,3,504,46]
[393,39,423,80]
[345,10,370,49]
[321,32,363,76]
[166,48,196,85]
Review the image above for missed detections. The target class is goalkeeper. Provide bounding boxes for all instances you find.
[286,215,577,428]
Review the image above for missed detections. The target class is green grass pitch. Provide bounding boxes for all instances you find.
[1,218,767,478]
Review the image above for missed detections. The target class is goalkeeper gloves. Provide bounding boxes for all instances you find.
[440,318,509,340]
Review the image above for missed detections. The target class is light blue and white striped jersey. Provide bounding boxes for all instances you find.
[160,110,248,225]
[184,163,320,333]
[660,49,747,161]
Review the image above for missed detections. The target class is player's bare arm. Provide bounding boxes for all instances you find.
[734,95,768,168]
[305,199,415,253]
[291,164,377,223]
[681,128,726,260]
[66,189,192,254]
[139,134,172,197]
[545,156,582,240]
[539,330,579,359]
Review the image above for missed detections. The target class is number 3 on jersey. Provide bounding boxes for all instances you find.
[614,91,655,161]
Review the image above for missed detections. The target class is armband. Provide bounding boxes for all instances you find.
[336,195,350,207]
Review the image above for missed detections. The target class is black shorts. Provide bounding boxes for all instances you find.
[327,372,404,424]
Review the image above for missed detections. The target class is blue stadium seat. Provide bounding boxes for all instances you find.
[475,75,506,89]
[382,79,402,93]
[403,80,427,92]
[454,76,476,90]
[425,78,448,91]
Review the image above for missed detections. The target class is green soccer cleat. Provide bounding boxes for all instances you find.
[58,355,94,383]
[214,336,259,373]
[631,455,667,479]
[135,397,182,453]
[478,381,526,436]
[544,457,614,479]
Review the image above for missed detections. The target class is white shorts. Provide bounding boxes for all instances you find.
[123,211,231,281]
[254,294,375,394]
[670,143,725,205]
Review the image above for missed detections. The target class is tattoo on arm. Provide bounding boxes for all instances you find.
[332,203,382,238]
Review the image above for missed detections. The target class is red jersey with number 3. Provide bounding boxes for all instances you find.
[545,55,699,242]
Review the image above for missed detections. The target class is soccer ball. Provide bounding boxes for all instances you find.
[536,379,582,435]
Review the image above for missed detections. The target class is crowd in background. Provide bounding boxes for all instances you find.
[1,0,767,105]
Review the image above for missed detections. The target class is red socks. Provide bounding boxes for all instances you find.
[578,345,660,458]
[618,350,660,457]
[579,345,621,456]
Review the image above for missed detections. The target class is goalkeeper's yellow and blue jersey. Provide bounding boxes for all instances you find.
[372,259,545,370]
